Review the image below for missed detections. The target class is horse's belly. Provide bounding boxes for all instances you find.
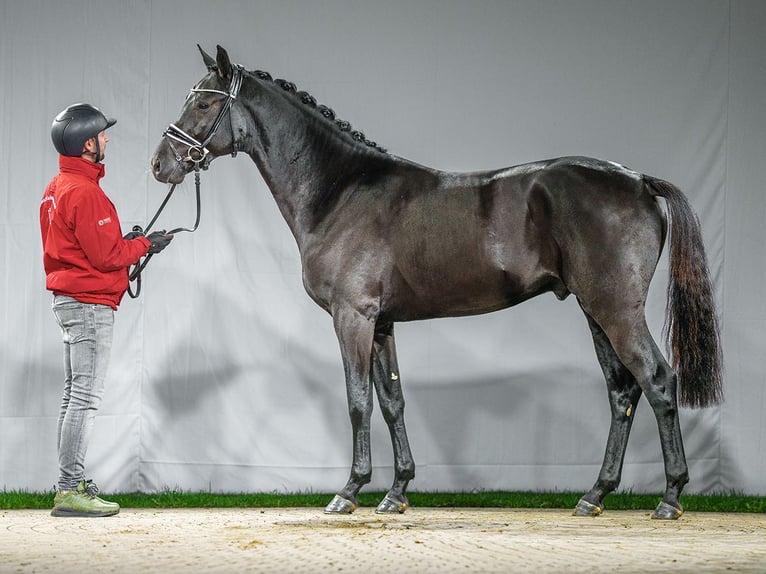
[383,261,555,321]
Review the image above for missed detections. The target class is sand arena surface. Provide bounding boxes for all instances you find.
[1,507,764,573]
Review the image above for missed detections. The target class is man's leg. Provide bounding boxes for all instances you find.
[51,296,119,517]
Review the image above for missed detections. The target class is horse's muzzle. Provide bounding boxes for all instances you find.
[150,148,188,184]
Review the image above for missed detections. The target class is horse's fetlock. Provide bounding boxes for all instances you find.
[598,478,620,493]
[355,471,372,485]
[398,464,415,481]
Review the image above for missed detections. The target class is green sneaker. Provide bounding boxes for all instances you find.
[51,480,120,517]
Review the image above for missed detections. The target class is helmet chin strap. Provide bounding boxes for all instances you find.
[83,138,104,162]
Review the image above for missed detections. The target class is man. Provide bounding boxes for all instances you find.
[40,103,173,517]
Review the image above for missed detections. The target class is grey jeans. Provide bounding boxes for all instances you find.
[52,295,114,491]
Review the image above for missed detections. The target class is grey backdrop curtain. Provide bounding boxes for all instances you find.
[1,0,764,495]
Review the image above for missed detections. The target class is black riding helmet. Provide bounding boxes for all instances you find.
[51,103,116,159]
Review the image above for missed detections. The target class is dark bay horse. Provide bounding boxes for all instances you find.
[151,45,722,520]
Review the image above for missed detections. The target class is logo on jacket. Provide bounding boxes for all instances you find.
[98,217,113,226]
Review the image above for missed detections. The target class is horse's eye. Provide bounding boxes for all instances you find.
[198,101,210,110]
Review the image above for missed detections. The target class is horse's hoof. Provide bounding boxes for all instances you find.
[651,501,683,520]
[375,495,409,514]
[572,498,603,517]
[324,494,357,514]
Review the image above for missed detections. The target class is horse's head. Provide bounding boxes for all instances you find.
[151,45,245,184]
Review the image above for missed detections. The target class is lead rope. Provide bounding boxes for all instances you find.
[127,166,203,299]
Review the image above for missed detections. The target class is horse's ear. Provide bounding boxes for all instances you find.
[215,45,233,81]
[198,44,217,72]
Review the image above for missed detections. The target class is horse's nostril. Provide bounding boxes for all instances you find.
[151,155,161,174]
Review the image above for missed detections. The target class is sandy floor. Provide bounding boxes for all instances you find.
[1,507,764,573]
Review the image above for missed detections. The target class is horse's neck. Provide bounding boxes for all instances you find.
[241,87,377,243]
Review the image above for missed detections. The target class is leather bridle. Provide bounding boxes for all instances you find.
[162,63,245,167]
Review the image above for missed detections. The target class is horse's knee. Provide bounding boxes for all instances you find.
[348,396,373,424]
[379,396,405,424]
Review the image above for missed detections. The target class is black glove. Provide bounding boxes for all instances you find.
[123,228,144,240]
[146,230,174,254]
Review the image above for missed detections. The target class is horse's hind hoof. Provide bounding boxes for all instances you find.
[375,495,409,514]
[651,501,683,520]
[572,498,603,517]
[324,494,357,514]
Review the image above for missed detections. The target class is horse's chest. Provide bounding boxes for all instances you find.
[299,239,379,309]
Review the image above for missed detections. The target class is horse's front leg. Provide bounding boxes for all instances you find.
[324,306,376,514]
[371,323,415,514]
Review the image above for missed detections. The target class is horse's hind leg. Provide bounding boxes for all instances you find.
[574,312,642,516]
[371,323,415,513]
[586,309,688,519]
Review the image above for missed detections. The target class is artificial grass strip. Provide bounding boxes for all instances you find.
[1,490,764,513]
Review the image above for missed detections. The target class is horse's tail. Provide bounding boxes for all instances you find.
[644,175,723,408]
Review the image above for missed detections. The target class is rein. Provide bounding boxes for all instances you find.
[128,64,244,299]
[127,166,202,299]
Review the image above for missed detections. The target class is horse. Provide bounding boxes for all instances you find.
[150,45,723,520]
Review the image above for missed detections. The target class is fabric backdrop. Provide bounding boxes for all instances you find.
[1,0,764,496]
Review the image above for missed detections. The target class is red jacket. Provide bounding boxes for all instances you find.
[40,156,151,309]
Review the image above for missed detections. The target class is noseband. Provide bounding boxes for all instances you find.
[162,63,245,168]
[128,64,244,299]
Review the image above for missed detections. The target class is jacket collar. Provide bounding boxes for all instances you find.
[59,155,106,182]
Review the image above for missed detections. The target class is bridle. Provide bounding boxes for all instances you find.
[128,64,245,298]
[163,63,245,168]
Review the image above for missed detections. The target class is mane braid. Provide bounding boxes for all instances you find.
[250,68,388,154]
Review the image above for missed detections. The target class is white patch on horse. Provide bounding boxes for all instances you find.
[492,162,547,180]
[606,160,641,179]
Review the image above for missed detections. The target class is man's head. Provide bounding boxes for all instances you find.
[51,103,116,162]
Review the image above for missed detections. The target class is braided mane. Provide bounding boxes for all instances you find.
[250,69,388,154]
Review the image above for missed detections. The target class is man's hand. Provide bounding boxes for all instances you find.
[146,230,174,254]
[123,229,144,240]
